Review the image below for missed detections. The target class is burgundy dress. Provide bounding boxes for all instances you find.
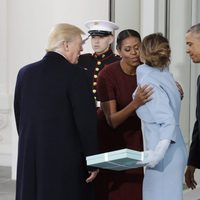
[95,61,144,200]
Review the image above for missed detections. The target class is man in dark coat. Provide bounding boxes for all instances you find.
[78,20,120,106]
[14,23,99,200]
[185,23,200,190]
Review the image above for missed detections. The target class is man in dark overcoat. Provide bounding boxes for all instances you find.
[185,23,200,190]
[14,23,99,200]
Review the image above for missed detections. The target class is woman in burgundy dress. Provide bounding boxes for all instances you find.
[94,30,153,200]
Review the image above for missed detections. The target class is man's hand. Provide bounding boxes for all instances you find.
[185,165,197,189]
[86,169,99,183]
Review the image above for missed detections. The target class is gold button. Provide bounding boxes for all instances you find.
[95,67,99,71]
[102,54,105,58]
[94,74,98,78]
[94,96,96,100]
[97,61,101,65]
[93,89,96,93]
[93,82,97,86]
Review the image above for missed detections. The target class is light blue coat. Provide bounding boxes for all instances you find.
[134,64,187,200]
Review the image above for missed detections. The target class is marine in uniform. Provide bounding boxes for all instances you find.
[78,20,120,106]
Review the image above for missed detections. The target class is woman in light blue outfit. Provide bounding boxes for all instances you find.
[133,33,187,200]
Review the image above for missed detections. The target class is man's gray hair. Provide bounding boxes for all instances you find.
[46,23,84,52]
[187,23,200,34]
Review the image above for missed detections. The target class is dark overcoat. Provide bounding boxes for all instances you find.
[14,52,98,200]
[188,75,200,168]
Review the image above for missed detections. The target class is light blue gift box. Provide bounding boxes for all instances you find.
[86,148,147,171]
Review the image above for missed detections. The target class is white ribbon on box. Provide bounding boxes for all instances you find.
[104,153,108,161]
[96,100,100,108]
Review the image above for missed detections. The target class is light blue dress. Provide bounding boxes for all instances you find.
[134,64,187,200]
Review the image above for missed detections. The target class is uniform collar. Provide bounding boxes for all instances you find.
[93,48,114,60]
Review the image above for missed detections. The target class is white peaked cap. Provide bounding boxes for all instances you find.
[85,20,119,36]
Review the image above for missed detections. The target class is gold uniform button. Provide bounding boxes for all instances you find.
[93,82,97,86]
[93,89,96,94]
[94,74,98,78]
[102,54,105,58]
[97,61,101,65]
[95,67,99,71]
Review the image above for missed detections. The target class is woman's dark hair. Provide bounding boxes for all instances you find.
[116,29,141,50]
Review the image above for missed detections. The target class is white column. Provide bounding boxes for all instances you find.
[0,0,8,94]
[0,0,12,166]
[168,0,192,145]
[0,0,11,124]
[140,0,156,38]
[115,0,140,33]
[114,0,140,52]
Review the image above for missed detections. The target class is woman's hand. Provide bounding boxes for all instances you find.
[101,84,153,129]
[134,84,153,108]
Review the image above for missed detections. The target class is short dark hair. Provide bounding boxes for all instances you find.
[116,29,141,50]
[187,23,200,34]
[140,33,171,68]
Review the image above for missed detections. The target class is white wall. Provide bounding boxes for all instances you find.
[140,0,156,37]
[168,0,192,145]
[115,0,140,33]
[0,0,12,167]
[110,0,140,53]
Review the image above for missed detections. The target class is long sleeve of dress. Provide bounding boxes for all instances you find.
[135,83,177,142]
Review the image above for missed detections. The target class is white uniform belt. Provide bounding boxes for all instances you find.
[95,100,100,108]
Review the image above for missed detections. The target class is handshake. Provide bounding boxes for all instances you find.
[138,139,171,168]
